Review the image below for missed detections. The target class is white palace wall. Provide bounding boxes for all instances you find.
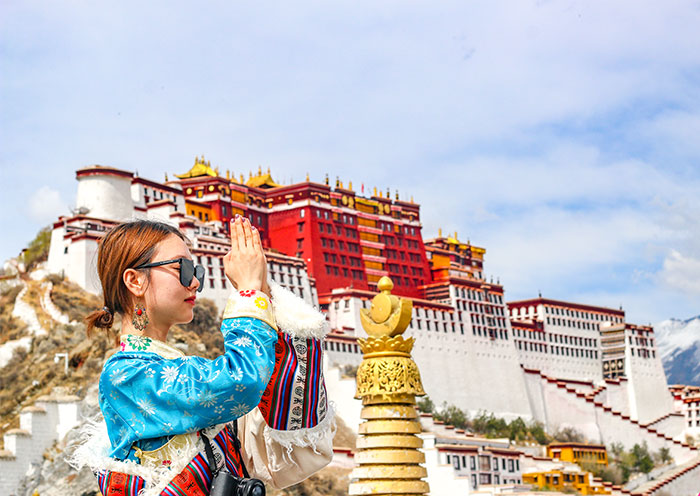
[625,352,674,425]
[0,394,80,496]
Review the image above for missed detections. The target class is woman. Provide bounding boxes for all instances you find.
[71,217,334,496]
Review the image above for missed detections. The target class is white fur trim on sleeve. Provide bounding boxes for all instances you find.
[269,281,329,339]
[262,403,336,471]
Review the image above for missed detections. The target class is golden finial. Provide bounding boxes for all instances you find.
[395,189,399,200]
[306,172,310,181]
[454,231,458,240]
[215,166,219,176]
[249,170,253,178]
[240,173,244,183]
[349,181,353,191]
[164,173,168,181]
[410,195,414,203]
[258,165,262,175]
[359,276,413,337]
[386,187,390,198]
[267,166,270,174]
[226,169,230,180]
[325,173,329,185]
[373,186,377,196]
[335,176,340,188]
[351,277,428,495]
[438,227,442,237]
[340,180,344,189]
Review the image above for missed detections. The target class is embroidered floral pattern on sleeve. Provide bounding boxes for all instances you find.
[100,316,277,460]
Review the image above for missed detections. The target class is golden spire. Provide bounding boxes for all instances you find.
[349,181,353,191]
[373,186,377,196]
[306,172,310,182]
[258,165,262,175]
[410,195,414,203]
[226,169,230,180]
[164,173,168,181]
[350,276,429,496]
[386,187,390,198]
[325,173,329,185]
[395,189,399,200]
[240,173,244,183]
[438,227,442,237]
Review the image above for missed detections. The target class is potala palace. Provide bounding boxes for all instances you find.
[37,159,700,494]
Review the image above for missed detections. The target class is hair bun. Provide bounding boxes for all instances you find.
[96,308,114,329]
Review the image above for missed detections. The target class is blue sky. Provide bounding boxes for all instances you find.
[2,0,700,324]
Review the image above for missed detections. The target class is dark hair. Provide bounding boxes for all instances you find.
[85,220,187,337]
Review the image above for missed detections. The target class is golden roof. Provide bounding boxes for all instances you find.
[175,156,219,179]
[246,166,281,188]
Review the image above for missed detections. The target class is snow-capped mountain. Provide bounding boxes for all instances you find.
[655,315,700,387]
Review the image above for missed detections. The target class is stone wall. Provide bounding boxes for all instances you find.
[0,391,80,496]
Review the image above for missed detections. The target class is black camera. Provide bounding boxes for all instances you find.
[209,469,266,496]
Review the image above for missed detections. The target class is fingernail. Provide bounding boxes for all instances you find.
[252,226,257,231]
[234,214,240,219]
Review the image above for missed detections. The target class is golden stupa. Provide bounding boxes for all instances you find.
[349,276,430,495]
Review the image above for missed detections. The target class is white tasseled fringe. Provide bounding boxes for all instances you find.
[269,281,330,339]
[262,403,336,471]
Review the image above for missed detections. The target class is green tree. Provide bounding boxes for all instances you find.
[632,442,654,474]
[435,403,469,430]
[655,446,672,465]
[23,226,51,271]
[416,396,434,414]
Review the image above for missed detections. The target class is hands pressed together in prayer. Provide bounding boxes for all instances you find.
[224,215,271,296]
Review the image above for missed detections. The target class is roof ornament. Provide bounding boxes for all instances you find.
[395,189,399,200]
[325,173,329,185]
[348,181,353,191]
[306,172,310,181]
[351,276,429,495]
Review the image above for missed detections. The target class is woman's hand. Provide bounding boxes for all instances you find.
[224,216,267,291]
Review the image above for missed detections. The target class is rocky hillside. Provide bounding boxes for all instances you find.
[655,316,700,387]
[0,269,351,495]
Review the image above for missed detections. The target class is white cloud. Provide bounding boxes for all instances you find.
[28,186,65,224]
[660,250,700,295]
[2,0,700,323]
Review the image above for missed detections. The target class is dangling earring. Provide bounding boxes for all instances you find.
[133,303,149,332]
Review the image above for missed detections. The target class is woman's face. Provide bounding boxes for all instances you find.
[142,234,200,328]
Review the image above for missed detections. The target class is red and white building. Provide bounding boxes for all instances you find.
[46,159,694,464]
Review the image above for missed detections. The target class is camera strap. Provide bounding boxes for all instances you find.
[200,419,251,479]
[230,419,251,479]
[200,429,222,477]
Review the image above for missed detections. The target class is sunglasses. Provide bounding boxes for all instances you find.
[135,258,205,292]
